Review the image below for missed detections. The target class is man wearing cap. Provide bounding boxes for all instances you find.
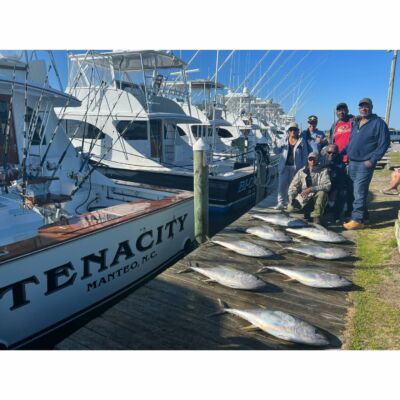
[301,115,327,153]
[287,151,331,224]
[271,122,309,210]
[343,98,390,230]
[328,102,356,218]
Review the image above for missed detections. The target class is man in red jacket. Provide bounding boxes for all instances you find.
[329,102,355,219]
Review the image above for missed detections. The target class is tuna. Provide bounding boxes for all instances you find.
[258,265,352,288]
[286,226,347,243]
[286,244,350,260]
[210,239,275,258]
[214,299,329,346]
[252,213,308,228]
[245,225,293,242]
[180,263,267,290]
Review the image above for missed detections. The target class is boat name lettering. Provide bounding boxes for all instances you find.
[0,213,187,311]
[238,177,255,193]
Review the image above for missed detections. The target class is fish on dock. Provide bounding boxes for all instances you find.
[286,244,350,260]
[258,266,352,288]
[179,263,267,290]
[252,213,308,228]
[245,225,293,242]
[210,239,275,258]
[213,299,330,346]
[286,225,347,243]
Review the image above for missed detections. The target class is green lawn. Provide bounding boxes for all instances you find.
[345,155,400,349]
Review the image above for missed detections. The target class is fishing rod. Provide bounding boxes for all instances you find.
[250,50,284,96]
[49,80,106,180]
[225,50,270,107]
[47,50,63,91]
[264,51,311,100]
[2,65,17,193]
[39,51,92,168]
[24,64,53,163]
[253,51,296,98]
[21,61,30,199]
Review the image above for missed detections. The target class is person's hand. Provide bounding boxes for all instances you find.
[271,135,277,144]
[300,188,312,198]
[364,160,373,168]
[315,136,321,143]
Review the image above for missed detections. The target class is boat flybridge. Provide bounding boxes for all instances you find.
[0,51,194,349]
[162,79,250,168]
[60,51,266,212]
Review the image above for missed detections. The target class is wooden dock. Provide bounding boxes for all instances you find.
[53,190,356,350]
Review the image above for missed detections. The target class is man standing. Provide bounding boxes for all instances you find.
[287,151,331,224]
[301,115,327,152]
[329,102,355,218]
[343,98,390,230]
[272,122,309,210]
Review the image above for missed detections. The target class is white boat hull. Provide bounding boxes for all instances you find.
[0,199,193,349]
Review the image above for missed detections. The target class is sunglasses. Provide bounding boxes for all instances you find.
[308,157,317,161]
[289,128,299,132]
[326,151,337,155]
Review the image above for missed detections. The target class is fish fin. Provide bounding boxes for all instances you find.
[176,261,198,274]
[284,278,296,282]
[256,266,269,274]
[292,237,302,243]
[241,325,259,331]
[202,278,215,284]
[208,299,229,318]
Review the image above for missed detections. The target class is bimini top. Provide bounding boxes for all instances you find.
[69,50,186,71]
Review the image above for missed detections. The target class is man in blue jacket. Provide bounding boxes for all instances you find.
[300,115,327,152]
[343,98,390,230]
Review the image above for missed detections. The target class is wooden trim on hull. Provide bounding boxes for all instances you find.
[0,193,193,265]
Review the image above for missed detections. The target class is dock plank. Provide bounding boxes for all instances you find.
[55,191,354,350]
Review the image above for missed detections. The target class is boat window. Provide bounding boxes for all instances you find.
[63,119,105,139]
[176,126,186,136]
[115,120,149,140]
[190,125,213,137]
[217,128,233,138]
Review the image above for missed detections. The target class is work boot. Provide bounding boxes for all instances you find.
[343,220,365,230]
[304,212,312,222]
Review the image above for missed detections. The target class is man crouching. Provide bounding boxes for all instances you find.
[287,152,331,224]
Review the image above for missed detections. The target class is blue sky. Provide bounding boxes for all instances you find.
[31,50,400,131]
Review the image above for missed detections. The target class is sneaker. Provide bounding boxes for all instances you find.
[381,188,399,195]
[343,220,365,230]
[273,204,285,210]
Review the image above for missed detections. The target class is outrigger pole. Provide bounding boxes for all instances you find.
[39,51,92,168]
[2,65,17,193]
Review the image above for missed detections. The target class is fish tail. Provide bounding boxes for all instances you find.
[176,261,197,274]
[208,298,229,317]
[256,265,272,274]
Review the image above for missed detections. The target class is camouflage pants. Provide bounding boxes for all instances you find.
[287,190,328,218]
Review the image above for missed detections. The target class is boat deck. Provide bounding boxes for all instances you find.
[54,194,356,350]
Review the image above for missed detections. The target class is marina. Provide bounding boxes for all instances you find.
[52,191,356,350]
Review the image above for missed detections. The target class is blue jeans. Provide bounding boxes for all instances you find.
[277,165,297,206]
[348,160,374,223]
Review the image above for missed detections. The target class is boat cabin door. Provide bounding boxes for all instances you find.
[162,122,176,164]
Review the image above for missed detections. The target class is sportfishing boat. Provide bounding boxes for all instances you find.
[0,51,194,349]
[60,51,263,213]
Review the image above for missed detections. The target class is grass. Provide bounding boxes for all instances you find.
[344,160,400,349]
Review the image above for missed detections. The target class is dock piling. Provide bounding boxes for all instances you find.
[193,138,209,244]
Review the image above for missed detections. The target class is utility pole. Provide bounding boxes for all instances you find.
[385,50,398,127]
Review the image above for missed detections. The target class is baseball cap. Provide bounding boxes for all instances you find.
[336,102,348,110]
[358,98,373,106]
[287,122,299,130]
[308,115,318,123]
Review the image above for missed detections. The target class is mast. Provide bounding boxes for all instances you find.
[385,50,398,126]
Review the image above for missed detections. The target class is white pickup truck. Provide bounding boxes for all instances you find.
[389,129,400,143]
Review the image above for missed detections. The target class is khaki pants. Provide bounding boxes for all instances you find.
[287,191,328,218]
